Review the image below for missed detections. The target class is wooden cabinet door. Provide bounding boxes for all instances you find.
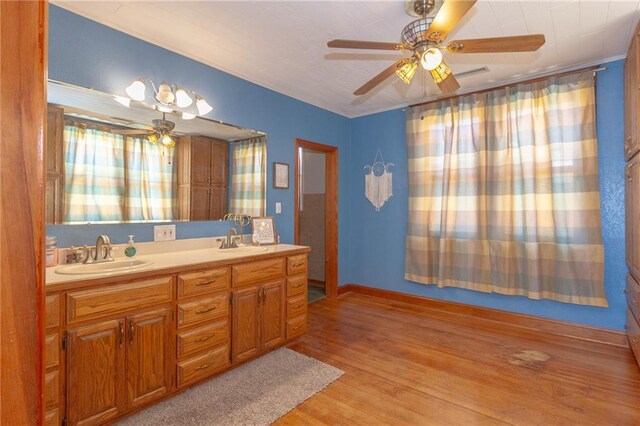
[126,307,173,411]
[190,137,212,185]
[628,33,640,160]
[67,319,125,426]
[189,186,211,221]
[209,185,228,220]
[260,280,285,351]
[209,140,229,185]
[627,158,640,280]
[232,286,260,363]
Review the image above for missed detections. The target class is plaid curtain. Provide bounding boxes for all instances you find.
[230,136,266,217]
[405,71,607,307]
[63,123,126,222]
[125,136,177,221]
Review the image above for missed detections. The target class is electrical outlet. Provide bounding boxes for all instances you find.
[154,224,176,241]
[275,202,282,214]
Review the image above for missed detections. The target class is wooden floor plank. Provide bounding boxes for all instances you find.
[277,293,640,425]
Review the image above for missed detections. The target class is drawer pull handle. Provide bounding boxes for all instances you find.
[194,334,215,343]
[195,279,217,287]
[293,303,304,309]
[292,325,303,331]
[195,362,213,371]
[119,321,124,347]
[129,318,134,344]
[195,307,217,315]
[293,283,304,288]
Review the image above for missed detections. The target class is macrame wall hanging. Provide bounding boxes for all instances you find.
[364,149,394,212]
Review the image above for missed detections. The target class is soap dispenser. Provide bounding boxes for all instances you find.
[124,235,137,257]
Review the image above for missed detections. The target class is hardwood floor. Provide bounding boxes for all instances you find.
[280,293,640,425]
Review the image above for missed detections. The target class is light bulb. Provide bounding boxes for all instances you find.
[155,81,175,105]
[196,96,213,115]
[175,88,193,108]
[114,96,131,107]
[421,48,443,71]
[182,112,196,120]
[162,134,176,147]
[125,79,146,101]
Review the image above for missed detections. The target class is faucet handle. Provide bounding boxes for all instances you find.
[104,243,114,261]
[82,245,95,264]
[216,238,226,249]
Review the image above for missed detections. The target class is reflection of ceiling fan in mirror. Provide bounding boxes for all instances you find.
[112,112,178,147]
[327,0,545,96]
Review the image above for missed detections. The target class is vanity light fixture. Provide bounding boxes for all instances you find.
[123,77,213,118]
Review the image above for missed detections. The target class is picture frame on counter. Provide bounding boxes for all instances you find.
[250,216,277,245]
[273,162,289,189]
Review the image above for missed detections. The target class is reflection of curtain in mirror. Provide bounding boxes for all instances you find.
[125,136,177,221]
[230,136,266,217]
[63,124,125,222]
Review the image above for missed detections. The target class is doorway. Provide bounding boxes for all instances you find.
[294,139,338,301]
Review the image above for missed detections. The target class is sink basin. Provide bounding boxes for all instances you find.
[216,246,269,255]
[55,259,153,275]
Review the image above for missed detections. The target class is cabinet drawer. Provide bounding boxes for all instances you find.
[232,258,285,287]
[626,274,640,323]
[286,275,307,297]
[627,309,640,368]
[66,276,173,324]
[177,320,229,359]
[178,344,230,388]
[178,267,230,299]
[286,314,307,340]
[46,294,60,328]
[286,294,307,319]
[287,254,307,275]
[45,369,59,408]
[178,294,228,328]
[45,333,59,370]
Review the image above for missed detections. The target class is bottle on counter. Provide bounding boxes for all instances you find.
[45,236,58,267]
[124,235,137,257]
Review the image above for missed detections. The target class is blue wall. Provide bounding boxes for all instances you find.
[47,6,352,284]
[49,5,627,330]
[349,60,627,330]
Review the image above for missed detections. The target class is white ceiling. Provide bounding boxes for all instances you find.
[52,0,640,118]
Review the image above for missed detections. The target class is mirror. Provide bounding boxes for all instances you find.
[46,80,267,224]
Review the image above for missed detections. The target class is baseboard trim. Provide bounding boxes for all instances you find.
[338,284,628,348]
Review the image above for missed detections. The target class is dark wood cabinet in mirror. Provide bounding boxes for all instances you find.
[46,81,266,224]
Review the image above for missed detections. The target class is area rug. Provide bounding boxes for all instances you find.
[117,348,343,426]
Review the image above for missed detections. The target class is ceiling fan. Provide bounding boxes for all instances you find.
[327,0,545,96]
[112,112,178,147]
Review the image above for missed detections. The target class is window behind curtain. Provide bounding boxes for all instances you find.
[404,71,606,307]
[230,136,266,217]
[63,122,176,223]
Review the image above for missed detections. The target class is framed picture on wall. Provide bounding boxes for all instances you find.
[250,216,277,245]
[273,162,289,189]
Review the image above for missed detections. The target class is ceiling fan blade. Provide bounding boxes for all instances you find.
[446,34,546,53]
[328,39,409,51]
[426,0,477,43]
[354,58,410,95]
[437,74,460,94]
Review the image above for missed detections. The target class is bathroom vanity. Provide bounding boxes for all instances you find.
[44,241,310,426]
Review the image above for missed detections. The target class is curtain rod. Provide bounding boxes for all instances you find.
[409,65,605,109]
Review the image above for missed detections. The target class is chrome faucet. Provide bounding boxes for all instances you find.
[82,235,114,264]
[217,228,239,249]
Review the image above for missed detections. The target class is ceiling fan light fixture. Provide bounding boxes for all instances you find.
[395,59,418,84]
[175,88,193,108]
[156,105,173,113]
[182,112,196,120]
[421,48,443,70]
[196,96,213,116]
[125,79,146,101]
[161,134,175,147]
[429,60,452,83]
[148,133,159,144]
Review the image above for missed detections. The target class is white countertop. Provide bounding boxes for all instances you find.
[46,237,309,287]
